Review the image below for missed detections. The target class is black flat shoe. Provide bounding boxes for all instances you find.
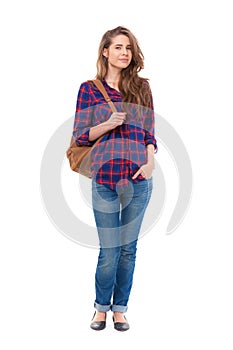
[113,315,130,332]
[90,312,106,331]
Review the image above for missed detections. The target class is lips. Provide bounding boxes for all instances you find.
[119,59,129,63]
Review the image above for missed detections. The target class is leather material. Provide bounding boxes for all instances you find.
[90,320,106,331]
[90,312,106,331]
[66,79,117,178]
[113,316,130,332]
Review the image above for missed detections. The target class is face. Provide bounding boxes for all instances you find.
[103,34,132,70]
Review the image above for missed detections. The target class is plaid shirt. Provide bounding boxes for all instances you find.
[73,80,157,190]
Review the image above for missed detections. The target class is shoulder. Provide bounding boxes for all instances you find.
[138,78,152,98]
[78,80,102,96]
[79,80,98,90]
[139,78,154,109]
[140,78,151,89]
[135,77,151,93]
[76,80,108,107]
[77,80,98,98]
[78,80,92,91]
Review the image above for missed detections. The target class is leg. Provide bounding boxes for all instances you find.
[94,246,121,310]
[112,178,153,312]
[112,240,138,311]
[92,181,121,311]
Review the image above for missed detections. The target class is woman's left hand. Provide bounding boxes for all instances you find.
[132,144,155,180]
[132,162,154,180]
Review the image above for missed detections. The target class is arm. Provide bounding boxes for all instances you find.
[132,84,157,180]
[73,81,127,143]
[73,82,94,146]
[89,113,127,141]
[144,84,158,153]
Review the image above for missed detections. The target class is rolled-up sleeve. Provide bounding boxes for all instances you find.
[73,82,94,146]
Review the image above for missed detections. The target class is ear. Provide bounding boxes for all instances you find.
[103,48,109,58]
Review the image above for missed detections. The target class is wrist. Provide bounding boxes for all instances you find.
[103,120,115,131]
[146,144,155,154]
[146,153,155,168]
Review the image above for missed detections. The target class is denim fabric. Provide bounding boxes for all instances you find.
[92,177,153,313]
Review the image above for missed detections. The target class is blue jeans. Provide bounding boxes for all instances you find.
[92,178,153,313]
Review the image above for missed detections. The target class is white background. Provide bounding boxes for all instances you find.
[1,0,233,348]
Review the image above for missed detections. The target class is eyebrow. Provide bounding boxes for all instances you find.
[114,44,131,47]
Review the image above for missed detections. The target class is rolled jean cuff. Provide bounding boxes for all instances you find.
[111,304,128,313]
[94,302,111,312]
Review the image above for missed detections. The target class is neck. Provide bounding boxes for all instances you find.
[105,67,121,90]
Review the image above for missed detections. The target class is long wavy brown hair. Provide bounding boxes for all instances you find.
[96,26,152,108]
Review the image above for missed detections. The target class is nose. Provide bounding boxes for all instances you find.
[122,47,128,55]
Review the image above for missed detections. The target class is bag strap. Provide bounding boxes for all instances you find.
[91,79,118,113]
[70,80,117,148]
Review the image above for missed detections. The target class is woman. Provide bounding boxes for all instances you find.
[73,26,157,331]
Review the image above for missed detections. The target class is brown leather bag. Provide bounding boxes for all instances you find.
[66,79,117,178]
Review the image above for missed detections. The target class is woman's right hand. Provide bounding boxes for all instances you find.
[89,112,127,141]
[105,112,127,129]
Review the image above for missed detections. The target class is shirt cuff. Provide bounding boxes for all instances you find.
[74,129,95,146]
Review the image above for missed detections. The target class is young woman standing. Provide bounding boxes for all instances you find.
[73,26,157,331]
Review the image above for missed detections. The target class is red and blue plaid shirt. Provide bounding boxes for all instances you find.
[73,80,157,190]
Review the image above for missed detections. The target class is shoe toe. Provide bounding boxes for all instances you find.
[90,321,106,331]
[114,321,130,332]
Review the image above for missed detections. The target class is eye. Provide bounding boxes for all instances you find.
[115,46,121,50]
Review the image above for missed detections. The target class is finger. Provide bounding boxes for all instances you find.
[115,118,126,125]
[115,116,126,121]
[117,117,126,123]
[132,169,141,180]
[113,119,124,125]
[116,113,127,120]
[114,112,126,117]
